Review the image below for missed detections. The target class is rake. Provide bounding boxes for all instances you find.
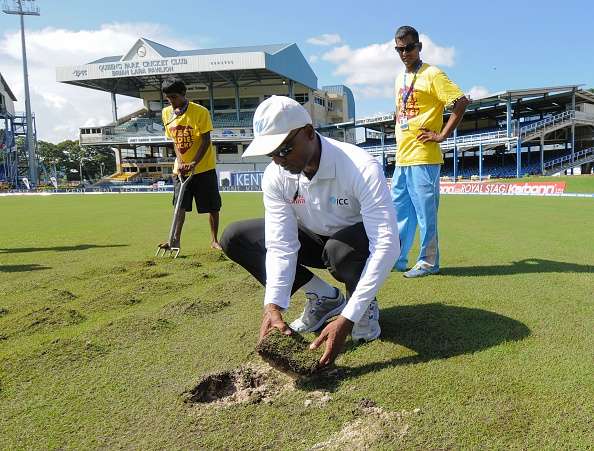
[156,173,193,258]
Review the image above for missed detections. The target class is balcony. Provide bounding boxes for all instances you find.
[80,112,255,146]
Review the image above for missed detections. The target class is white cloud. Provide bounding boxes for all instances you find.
[466,85,491,100]
[322,34,455,99]
[308,55,319,63]
[0,23,197,143]
[306,33,342,46]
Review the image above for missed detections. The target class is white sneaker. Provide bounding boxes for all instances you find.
[289,288,346,332]
[352,299,381,342]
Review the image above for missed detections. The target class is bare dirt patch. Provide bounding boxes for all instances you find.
[183,364,293,407]
[308,403,419,450]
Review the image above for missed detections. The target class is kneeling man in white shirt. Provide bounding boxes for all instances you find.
[221,96,399,366]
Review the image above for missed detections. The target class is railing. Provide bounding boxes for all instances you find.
[121,157,175,164]
[519,111,574,139]
[440,130,514,150]
[543,147,594,169]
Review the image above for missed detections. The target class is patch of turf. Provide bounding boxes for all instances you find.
[45,289,77,303]
[7,306,86,337]
[162,297,230,317]
[256,329,323,375]
[93,315,177,348]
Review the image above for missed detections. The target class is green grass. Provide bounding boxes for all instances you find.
[493,174,594,193]
[0,192,593,449]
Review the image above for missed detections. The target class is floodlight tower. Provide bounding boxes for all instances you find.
[2,0,40,186]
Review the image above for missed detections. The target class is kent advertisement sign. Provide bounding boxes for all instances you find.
[440,182,566,196]
[231,172,264,187]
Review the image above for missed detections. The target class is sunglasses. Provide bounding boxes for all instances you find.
[267,127,305,158]
[394,42,420,54]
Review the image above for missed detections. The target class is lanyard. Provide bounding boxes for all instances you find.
[164,100,189,126]
[401,60,423,111]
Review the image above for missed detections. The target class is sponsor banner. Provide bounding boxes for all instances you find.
[230,171,264,187]
[211,128,253,140]
[440,182,566,196]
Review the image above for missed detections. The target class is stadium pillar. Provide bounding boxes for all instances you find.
[540,135,545,174]
[380,125,386,171]
[516,138,521,178]
[506,96,512,137]
[208,80,215,118]
[571,88,576,163]
[453,128,458,180]
[288,80,294,99]
[111,92,118,122]
[234,82,240,122]
[479,143,483,180]
[159,77,164,108]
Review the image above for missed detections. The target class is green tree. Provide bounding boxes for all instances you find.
[55,140,115,182]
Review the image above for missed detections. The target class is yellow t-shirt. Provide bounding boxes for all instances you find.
[394,63,464,166]
[162,102,216,175]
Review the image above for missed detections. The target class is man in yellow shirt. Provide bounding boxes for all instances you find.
[392,26,469,277]
[160,77,222,250]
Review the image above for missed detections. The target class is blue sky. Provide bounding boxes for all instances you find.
[1,0,593,141]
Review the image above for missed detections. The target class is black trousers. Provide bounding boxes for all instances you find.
[220,219,370,299]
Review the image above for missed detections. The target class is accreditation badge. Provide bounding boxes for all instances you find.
[398,116,409,131]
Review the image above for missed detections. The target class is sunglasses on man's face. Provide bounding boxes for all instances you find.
[394,42,420,54]
[267,127,304,158]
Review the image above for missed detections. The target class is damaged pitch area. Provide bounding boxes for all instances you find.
[183,364,293,406]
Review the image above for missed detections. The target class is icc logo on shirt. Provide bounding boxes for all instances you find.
[329,196,349,206]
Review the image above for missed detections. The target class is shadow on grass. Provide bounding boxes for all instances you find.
[0,264,51,272]
[440,258,593,277]
[299,303,530,390]
[0,244,128,254]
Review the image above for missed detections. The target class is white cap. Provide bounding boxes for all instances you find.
[242,95,312,158]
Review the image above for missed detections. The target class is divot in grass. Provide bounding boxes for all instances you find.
[183,364,293,407]
[308,403,418,450]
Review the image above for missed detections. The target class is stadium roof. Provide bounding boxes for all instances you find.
[354,85,594,132]
[0,73,17,101]
[56,38,318,97]
[468,85,586,108]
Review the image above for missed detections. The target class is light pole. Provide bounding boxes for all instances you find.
[2,0,40,186]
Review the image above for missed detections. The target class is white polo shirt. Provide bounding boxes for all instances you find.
[262,134,399,323]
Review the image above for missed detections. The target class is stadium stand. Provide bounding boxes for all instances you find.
[58,39,355,183]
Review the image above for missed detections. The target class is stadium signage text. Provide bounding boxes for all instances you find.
[95,58,189,77]
[440,182,567,196]
[355,113,395,126]
[231,172,264,187]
